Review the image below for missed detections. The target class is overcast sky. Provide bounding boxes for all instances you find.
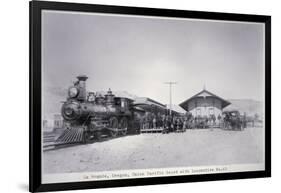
[42,10,265,105]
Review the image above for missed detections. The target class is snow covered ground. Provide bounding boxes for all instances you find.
[43,127,264,174]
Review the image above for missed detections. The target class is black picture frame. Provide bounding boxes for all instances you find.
[30,1,271,192]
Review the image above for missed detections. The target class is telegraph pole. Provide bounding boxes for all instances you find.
[164,82,177,115]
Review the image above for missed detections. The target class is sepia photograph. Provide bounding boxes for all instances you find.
[40,9,266,184]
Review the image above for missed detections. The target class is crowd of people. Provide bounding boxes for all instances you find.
[139,113,187,133]
[137,112,224,133]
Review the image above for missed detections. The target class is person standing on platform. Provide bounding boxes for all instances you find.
[153,115,157,129]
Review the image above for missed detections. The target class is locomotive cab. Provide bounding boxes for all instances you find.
[114,97,133,113]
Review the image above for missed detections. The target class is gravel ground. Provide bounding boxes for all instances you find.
[43,127,264,174]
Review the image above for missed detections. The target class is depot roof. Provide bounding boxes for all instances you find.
[179,89,231,111]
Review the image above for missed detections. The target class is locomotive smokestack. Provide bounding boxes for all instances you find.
[77,75,88,101]
[77,75,88,82]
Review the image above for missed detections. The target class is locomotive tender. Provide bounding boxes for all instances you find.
[61,75,138,143]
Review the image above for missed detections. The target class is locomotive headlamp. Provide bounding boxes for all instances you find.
[64,108,73,116]
[69,87,79,98]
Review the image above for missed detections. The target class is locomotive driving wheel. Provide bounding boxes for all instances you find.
[119,117,128,136]
[84,130,96,143]
[84,124,101,143]
[109,117,118,137]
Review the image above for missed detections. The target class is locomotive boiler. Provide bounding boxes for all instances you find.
[61,75,136,143]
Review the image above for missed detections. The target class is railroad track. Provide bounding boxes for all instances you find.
[43,128,140,151]
[43,128,84,151]
[43,128,113,151]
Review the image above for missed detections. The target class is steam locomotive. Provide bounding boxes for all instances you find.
[61,75,139,143]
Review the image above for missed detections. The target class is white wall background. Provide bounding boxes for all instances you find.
[0,0,279,192]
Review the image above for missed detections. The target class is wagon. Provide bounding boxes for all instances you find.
[222,110,246,131]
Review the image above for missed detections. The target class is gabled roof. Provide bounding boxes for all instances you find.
[179,89,231,111]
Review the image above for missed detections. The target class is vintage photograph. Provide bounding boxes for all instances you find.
[41,10,265,183]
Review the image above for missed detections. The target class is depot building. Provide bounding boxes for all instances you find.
[179,89,231,119]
